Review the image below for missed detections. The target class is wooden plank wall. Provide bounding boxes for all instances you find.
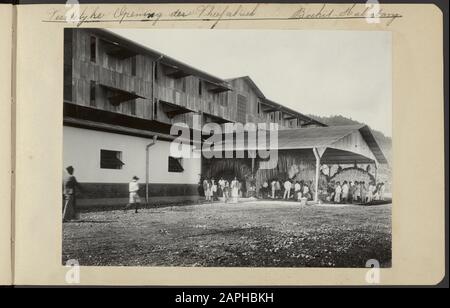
[66,29,312,129]
[70,29,154,120]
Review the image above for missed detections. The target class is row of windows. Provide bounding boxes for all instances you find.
[89,81,137,115]
[89,36,209,98]
[100,149,184,173]
[90,36,137,77]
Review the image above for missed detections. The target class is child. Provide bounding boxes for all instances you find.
[124,176,141,213]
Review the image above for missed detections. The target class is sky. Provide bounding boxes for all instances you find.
[111,29,392,137]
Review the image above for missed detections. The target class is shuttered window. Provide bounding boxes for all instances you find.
[90,36,97,63]
[168,157,184,173]
[100,150,124,169]
[90,81,96,107]
[237,94,247,124]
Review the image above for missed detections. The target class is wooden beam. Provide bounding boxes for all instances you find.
[313,147,321,203]
[165,68,191,79]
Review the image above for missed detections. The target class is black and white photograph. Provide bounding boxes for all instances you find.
[61,28,392,268]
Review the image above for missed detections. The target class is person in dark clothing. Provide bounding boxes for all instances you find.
[62,166,82,222]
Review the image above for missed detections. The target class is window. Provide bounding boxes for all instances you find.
[154,62,158,81]
[131,56,137,76]
[237,94,247,123]
[89,80,96,106]
[153,99,158,119]
[182,78,186,92]
[198,80,203,96]
[130,91,136,115]
[168,156,184,173]
[100,150,124,169]
[90,36,97,63]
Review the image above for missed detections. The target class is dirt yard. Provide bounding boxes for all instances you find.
[62,201,391,267]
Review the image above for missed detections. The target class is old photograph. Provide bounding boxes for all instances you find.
[62,28,392,268]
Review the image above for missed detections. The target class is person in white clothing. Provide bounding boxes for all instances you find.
[231,177,240,203]
[334,182,342,203]
[341,181,349,203]
[124,176,141,213]
[283,180,292,199]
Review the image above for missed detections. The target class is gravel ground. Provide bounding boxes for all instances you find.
[62,200,391,267]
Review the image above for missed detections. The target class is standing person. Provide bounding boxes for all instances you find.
[124,176,141,213]
[341,181,349,203]
[361,181,367,203]
[283,179,292,199]
[203,178,209,199]
[308,180,315,201]
[275,179,282,199]
[211,179,218,202]
[261,181,269,198]
[223,180,230,203]
[231,177,240,203]
[63,166,82,222]
[379,182,386,201]
[271,179,277,199]
[353,181,361,202]
[217,178,224,199]
[367,182,375,203]
[327,181,334,202]
[294,181,302,201]
[205,180,212,202]
[334,181,342,203]
[348,181,355,203]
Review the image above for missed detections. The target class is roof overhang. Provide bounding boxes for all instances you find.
[100,84,144,105]
[205,125,388,165]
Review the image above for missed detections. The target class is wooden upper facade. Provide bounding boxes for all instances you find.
[64,28,325,130]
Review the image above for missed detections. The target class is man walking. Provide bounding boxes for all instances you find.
[124,176,141,213]
[63,166,82,222]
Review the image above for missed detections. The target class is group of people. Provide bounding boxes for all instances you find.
[260,179,315,201]
[202,177,242,203]
[326,180,386,204]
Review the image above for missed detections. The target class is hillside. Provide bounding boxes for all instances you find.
[307,114,392,162]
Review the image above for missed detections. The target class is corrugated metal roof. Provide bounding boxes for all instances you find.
[277,125,365,149]
[217,125,388,164]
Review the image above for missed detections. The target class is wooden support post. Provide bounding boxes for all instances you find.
[313,147,321,203]
[374,161,378,183]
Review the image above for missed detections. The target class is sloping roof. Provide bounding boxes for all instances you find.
[261,98,327,127]
[276,125,364,149]
[91,29,230,90]
[226,76,266,98]
[217,125,388,164]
